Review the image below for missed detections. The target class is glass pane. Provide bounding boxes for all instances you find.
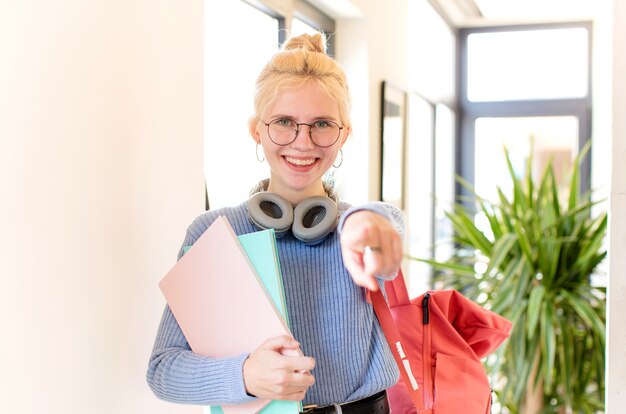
[467,28,589,101]
[380,83,406,209]
[474,116,579,206]
[409,0,456,103]
[291,18,334,57]
[291,18,319,37]
[404,94,434,296]
[433,104,456,264]
[205,1,278,209]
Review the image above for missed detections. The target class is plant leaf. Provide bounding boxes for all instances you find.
[485,233,517,276]
[527,284,545,337]
[539,300,556,391]
[513,219,535,264]
[562,290,606,343]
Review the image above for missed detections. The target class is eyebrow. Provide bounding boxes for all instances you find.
[268,114,340,122]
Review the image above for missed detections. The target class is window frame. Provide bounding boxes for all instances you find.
[241,0,287,43]
[242,0,336,53]
[292,0,336,55]
[456,21,593,201]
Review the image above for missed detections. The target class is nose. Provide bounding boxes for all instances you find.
[293,123,315,148]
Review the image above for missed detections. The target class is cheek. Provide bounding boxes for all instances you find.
[260,140,281,162]
[320,149,339,167]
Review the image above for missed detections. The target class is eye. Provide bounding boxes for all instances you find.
[273,118,295,128]
[313,120,332,128]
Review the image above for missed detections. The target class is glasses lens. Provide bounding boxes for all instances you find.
[310,120,340,147]
[267,119,341,147]
[268,119,297,145]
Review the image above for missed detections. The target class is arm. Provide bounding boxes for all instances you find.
[147,303,315,405]
[338,202,405,291]
[146,304,254,405]
[146,215,254,405]
[147,213,315,404]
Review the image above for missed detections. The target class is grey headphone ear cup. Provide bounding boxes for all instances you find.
[248,192,294,237]
[292,196,338,245]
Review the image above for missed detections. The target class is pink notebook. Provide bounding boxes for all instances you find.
[159,216,298,414]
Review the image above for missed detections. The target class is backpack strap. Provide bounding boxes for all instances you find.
[386,268,411,306]
[370,283,425,411]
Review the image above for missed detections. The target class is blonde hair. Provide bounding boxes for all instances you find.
[248,33,352,135]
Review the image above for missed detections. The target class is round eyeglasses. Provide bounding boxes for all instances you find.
[263,118,343,148]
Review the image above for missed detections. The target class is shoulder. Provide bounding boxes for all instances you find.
[337,200,353,215]
[185,202,251,239]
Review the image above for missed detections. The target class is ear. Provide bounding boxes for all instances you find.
[249,122,261,144]
[339,126,351,147]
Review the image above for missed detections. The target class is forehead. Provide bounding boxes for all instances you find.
[266,81,341,119]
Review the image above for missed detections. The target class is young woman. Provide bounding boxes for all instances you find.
[147,32,404,413]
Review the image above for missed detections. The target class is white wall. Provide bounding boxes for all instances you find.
[0,1,204,413]
[340,0,411,202]
[331,17,369,205]
[606,0,626,410]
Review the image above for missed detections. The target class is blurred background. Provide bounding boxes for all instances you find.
[1,0,624,413]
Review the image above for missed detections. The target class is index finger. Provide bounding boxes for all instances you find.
[281,354,316,373]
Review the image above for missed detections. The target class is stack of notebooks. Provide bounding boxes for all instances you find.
[159,216,301,414]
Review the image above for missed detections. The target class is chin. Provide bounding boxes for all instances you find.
[283,176,325,193]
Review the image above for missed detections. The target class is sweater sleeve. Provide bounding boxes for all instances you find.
[337,201,405,240]
[146,306,254,405]
[146,214,256,405]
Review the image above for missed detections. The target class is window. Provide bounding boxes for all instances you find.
[404,93,435,296]
[409,0,456,104]
[474,116,579,202]
[403,0,457,293]
[292,1,336,55]
[433,104,456,263]
[291,18,318,36]
[458,22,592,205]
[467,28,589,102]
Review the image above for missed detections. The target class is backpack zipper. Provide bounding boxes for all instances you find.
[422,293,433,408]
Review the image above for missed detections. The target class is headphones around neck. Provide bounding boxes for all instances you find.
[247,191,338,246]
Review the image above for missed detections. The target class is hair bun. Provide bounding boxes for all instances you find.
[283,33,326,54]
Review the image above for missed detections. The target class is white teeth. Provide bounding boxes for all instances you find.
[285,157,315,166]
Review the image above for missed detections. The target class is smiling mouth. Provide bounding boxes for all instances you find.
[285,156,317,166]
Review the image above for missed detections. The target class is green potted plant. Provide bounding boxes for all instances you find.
[409,143,607,413]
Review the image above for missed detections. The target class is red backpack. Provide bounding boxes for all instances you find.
[370,270,512,414]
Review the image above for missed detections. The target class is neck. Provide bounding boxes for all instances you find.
[266,181,328,205]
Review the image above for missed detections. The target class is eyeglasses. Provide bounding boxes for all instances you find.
[263,118,343,148]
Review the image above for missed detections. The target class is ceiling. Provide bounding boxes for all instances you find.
[310,0,609,28]
[437,0,607,26]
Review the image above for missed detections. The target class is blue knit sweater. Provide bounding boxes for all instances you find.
[146,199,403,407]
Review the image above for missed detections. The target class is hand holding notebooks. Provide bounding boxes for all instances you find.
[159,216,299,414]
[206,229,300,414]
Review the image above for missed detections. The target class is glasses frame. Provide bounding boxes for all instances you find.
[263,118,344,148]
